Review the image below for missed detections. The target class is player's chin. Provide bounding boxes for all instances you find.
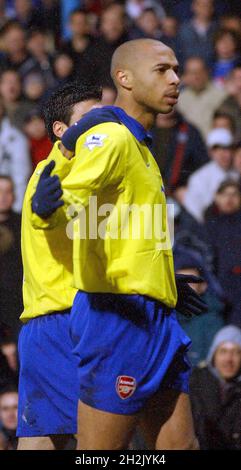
[159,104,176,114]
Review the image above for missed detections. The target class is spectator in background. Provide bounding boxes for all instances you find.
[87,3,129,85]
[26,29,55,88]
[24,109,52,169]
[0,339,18,377]
[184,128,238,222]
[129,7,163,40]
[129,7,178,54]
[233,142,241,178]
[174,245,225,366]
[205,180,241,327]
[12,0,44,30]
[0,349,17,393]
[220,15,241,35]
[0,176,23,336]
[52,52,74,88]
[161,0,192,22]
[0,69,33,130]
[62,9,95,82]
[212,29,241,88]
[0,21,40,80]
[0,1,8,28]
[177,0,217,69]
[60,0,81,40]
[40,0,60,41]
[190,325,241,449]
[153,110,209,201]
[177,57,228,139]
[0,386,18,450]
[212,110,235,136]
[125,0,166,21]
[218,64,241,142]
[0,431,6,450]
[22,72,46,106]
[101,84,116,105]
[0,97,31,211]
[161,16,178,38]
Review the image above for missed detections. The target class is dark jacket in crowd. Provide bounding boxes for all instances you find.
[174,244,225,365]
[0,350,18,392]
[177,20,217,69]
[152,113,209,190]
[62,35,96,81]
[0,426,18,450]
[0,211,22,336]
[0,53,41,81]
[190,365,241,449]
[190,325,241,450]
[86,33,130,86]
[205,210,241,327]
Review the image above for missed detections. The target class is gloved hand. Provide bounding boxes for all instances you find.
[175,274,208,318]
[31,160,64,218]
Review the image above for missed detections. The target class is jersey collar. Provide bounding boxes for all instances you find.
[106,106,153,146]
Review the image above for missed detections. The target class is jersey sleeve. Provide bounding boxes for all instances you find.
[61,123,127,210]
[62,107,120,151]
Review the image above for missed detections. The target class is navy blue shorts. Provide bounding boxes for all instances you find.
[70,292,192,415]
[17,311,79,437]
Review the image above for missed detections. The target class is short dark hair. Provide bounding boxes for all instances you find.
[214,28,240,51]
[212,110,236,133]
[216,179,241,195]
[26,28,45,40]
[0,385,18,398]
[42,82,102,142]
[69,8,87,20]
[0,68,21,82]
[0,20,24,37]
[0,337,17,347]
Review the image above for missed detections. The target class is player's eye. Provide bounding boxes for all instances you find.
[156,68,166,74]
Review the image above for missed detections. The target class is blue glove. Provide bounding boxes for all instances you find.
[31,160,64,218]
[175,274,208,318]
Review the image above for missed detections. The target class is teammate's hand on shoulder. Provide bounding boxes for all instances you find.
[32,160,64,218]
[175,274,208,318]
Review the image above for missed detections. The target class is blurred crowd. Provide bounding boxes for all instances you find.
[0,0,240,450]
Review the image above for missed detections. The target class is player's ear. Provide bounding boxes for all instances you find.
[116,69,133,90]
[53,121,68,139]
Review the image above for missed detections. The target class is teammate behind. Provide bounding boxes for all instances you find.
[17,83,102,450]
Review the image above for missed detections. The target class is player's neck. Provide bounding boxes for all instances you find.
[114,98,155,130]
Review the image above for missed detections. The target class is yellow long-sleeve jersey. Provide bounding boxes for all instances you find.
[20,142,77,322]
[60,122,177,307]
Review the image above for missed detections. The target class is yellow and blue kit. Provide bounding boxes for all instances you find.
[21,142,77,322]
[60,106,191,414]
[18,143,80,437]
[18,107,191,430]
[61,110,177,307]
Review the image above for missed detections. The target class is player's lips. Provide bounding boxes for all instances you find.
[164,93,179,105]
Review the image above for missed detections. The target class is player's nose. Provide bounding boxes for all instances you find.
[168,69,180,86]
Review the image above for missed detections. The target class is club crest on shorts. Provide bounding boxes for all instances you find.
[116,376,137,400]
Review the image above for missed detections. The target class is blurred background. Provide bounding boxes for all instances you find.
[0,0,240,450]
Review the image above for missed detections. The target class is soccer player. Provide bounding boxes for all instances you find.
[34,39,203,449]
[17,83,102,450]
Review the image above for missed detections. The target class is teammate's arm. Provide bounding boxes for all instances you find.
[61,124,126,209]
[31,108,121,220]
